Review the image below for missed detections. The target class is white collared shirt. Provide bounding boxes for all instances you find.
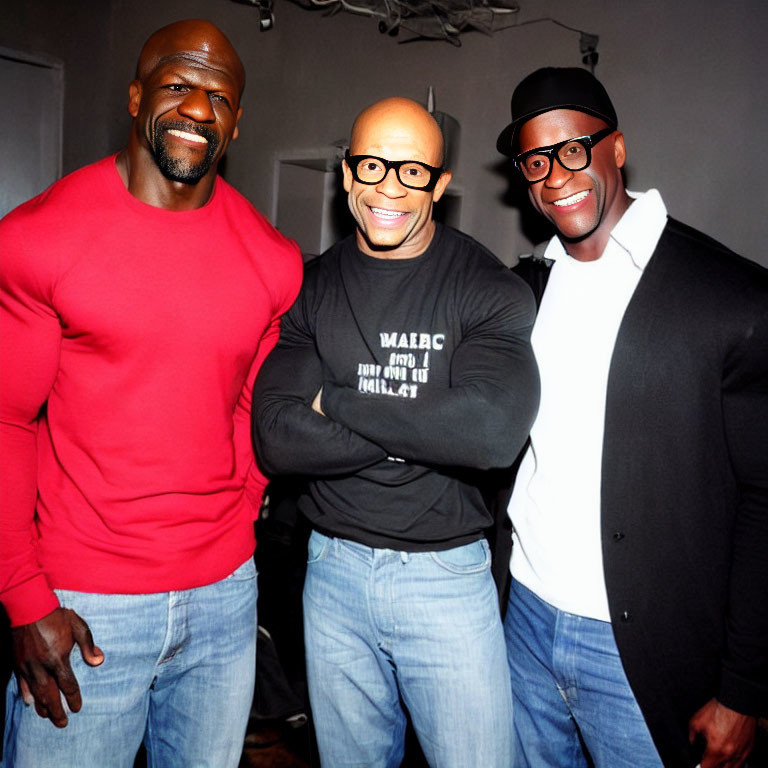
[508,189,667,621]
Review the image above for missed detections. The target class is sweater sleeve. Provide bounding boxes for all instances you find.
[321,279,540,471]
[717,308,768,716]
[236,239,304,516]
[236,315,282,516]
[252,290,388,478]
[0,217,62,626]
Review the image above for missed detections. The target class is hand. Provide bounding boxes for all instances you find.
[688,698,756,768]
[12,607,104,728]
[311,387,325,416]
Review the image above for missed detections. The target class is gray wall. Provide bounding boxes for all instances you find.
[2,0,767,266]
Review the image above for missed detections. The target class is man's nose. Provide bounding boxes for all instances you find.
[375,167,407,197]
[545,158,574,188]
[177,89,215,123]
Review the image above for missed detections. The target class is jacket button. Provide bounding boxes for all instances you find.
[613,532,625,541]
[620,611,631,622]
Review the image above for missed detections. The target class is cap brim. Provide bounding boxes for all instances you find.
[497,104,617,157]
[496,106,553,157]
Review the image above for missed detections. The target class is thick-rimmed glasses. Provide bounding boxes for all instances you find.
[345,150,444,192]
[514,128,615,184]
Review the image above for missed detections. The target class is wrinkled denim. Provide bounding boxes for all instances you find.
[304,532,513,768]
[4,558,257,768]
[504,578,662,768]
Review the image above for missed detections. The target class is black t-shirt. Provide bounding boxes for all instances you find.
[253,224,539,550]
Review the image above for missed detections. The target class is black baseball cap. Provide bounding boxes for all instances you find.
[496,67,618,156]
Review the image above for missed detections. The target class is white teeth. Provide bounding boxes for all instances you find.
[370,207,405,218]
[553,190,589,207]
[167,129,207,144]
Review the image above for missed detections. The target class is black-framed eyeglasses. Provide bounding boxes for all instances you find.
[344,150,444,192]
[513,128,615,184]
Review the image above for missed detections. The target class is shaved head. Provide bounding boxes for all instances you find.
[343,96,452,259]
[350,97,445,167]
[136,19,245,97]
[119,18,246,208]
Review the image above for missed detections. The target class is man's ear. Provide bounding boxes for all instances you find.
[613,131,626,170]
[431,169,453,204]
[342,159,353,193]
[232,107,243,141]
[127,81,142,118]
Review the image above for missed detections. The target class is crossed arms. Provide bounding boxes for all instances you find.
[252,263,540,479]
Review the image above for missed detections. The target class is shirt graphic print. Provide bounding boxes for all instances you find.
[357,331,445,398]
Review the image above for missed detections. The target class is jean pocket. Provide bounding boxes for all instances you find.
[430,539,491,574]
[307,531,332,564]
[225,557,257,581]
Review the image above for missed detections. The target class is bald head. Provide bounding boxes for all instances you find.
[343,97,452,259]
[349,97,445,168]
[120,18,246,207]
[136,19,245,97]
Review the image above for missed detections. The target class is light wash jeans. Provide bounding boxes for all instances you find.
[504,578,663,768]
[303,531,514,768]
[3,558,257,768]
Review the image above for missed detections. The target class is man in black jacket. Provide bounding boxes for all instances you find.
[253,97,539,767]
[496,67,768,768]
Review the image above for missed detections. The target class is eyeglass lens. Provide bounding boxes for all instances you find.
[520,140,591,182]
[354,157,434,189]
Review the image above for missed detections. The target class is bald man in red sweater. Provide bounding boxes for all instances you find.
[0,19,301,768]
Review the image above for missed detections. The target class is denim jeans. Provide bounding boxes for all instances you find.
[504,578,663,768]
[303,531,514,768]
[3,558,257,768]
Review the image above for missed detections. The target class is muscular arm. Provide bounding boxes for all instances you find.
[689,306,768,765]
[1,219,101,725]
[321,283,540,470]
[719,311,768,710]
[236,316,288,512]
[236,238,303,512]
[0,227,61,625]
[252,304,388,478]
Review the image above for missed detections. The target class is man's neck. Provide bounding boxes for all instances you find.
[565,230,612,263]
[563,190,633,262]
[115,149,217,211]
[356,220,437,261]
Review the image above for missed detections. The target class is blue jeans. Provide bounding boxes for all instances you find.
[303,531,514,768]
[3,558,257,768]
[504,578,663,768]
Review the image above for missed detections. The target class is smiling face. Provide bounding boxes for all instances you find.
[518,109,630,261]
[342,98,452,259]
[128,20,244,187]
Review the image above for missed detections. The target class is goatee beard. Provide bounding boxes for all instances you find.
[152,121,220,184]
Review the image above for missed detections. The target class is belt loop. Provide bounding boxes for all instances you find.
[400,551,409,564]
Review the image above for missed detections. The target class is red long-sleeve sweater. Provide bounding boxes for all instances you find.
[0,155,302,626]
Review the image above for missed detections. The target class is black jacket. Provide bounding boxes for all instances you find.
[496,218,768,767]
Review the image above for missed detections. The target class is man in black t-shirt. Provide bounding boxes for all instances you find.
[253,97,539,767]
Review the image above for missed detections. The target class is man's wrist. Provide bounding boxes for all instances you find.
[2,575,60,627]
[717,671,768,719]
